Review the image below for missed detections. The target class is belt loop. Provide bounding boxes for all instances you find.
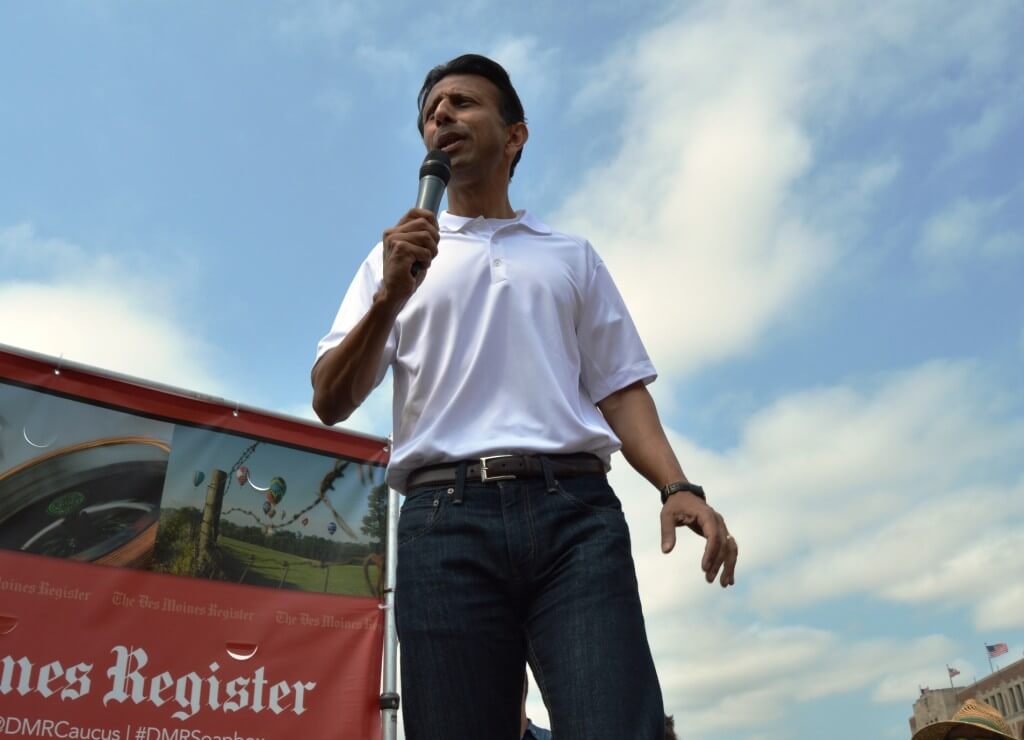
[453,461,467,505]
[539,455,558,494]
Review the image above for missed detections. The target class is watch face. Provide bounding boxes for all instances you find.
[661,481,706,504]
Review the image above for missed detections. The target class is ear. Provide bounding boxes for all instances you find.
[505,121,529,159]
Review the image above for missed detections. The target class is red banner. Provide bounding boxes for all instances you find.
[0,346,389,739]
[1,550,382,740]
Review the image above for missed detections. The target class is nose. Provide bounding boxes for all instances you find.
[433,96,456,125]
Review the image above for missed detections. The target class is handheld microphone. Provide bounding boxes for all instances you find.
[412,149,451,276]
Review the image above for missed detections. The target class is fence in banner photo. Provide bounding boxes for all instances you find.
[0,346,390,740]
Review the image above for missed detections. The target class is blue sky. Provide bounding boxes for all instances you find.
[2,1,1023,737]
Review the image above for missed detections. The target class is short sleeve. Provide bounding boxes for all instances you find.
[313,242,395,390]
[577,248,657,404]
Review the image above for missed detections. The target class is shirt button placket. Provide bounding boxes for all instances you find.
[490,233,507,283]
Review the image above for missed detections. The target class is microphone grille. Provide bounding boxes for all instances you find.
[420,149,452,184]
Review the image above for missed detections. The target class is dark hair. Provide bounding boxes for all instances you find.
[417,53,526,178]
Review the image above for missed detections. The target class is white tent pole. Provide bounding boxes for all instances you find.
[380,481,401,740]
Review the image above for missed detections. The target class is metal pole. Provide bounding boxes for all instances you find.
[380,485,401,740]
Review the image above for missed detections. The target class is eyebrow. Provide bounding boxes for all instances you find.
[422,90,477,121]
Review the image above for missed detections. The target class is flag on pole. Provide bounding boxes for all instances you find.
[948,666,960,678]
[986,643,1009,658]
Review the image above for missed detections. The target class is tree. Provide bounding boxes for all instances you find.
[361,483,388,554]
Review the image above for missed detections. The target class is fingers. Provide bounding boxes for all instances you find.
[699,509,723,582]
[384,227,440,258]
[720,534,738,588]
[663,496,738,588]
[385,212,440,249]
[402,208,439,225]
[660,508,677,553]
[700,510,738,588]
[385,238,438,267]
[391,211,440,244]
[381,213,441,297]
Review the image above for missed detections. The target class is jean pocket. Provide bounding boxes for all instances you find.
[398,489,447,547]
[553,475,623,513]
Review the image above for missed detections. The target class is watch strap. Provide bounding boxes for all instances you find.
[660,480,706,505]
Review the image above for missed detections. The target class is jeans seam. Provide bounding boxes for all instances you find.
[397,491,446,548]
[553,479,621,514]
[524,482,538,564]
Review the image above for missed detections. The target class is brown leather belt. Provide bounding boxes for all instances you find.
[406,453,605,489]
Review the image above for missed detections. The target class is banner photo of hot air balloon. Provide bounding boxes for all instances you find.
[0,347,389,598]
[0,344,390,740]
[153,424,387,598]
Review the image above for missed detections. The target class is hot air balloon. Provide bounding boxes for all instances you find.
[265,491,275,504]
[236,466,249,486]
[327,521,337,536]
[269,476,287,504]
[193,471,205,487]
[262,500,272,515]
[47,491,85,518]
[301,517,309,526]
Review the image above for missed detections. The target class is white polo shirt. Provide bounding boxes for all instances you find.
[315,210,656,491]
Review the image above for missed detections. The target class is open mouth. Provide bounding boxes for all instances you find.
[435,131,466,153]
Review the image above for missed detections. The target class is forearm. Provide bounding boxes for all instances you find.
[597,382,688,490]
[311,289,403,425]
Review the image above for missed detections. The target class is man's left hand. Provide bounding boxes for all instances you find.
[660,493,738,587]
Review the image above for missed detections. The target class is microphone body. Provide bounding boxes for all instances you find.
[415,173,448,214]
[411,150,452,277]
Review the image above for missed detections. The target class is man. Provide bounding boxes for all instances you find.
[312,53,738,740]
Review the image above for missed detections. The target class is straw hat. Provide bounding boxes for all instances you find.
[911,699,1016,740]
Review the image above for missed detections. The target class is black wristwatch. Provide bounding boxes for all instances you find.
[660,480,706,505]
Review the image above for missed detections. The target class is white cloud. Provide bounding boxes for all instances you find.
[275,1,414,76]
[342,377,394,440]
[704,361,1024,615]
[647,614,956,734]
[978,584,1024,631]
[284,372,394,440]
[940,96,1021,168]
[601,358,1024,734]
[0,223,223,395]
[556,1,1021,381]
[556,7,834,378]
[916,195,1023,263]
[0,223,86,269]
[486,36,558,114]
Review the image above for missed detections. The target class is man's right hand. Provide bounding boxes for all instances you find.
[380,208,440,303]
[312,208,438,425]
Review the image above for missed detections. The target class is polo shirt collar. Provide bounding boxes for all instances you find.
[438,209,552,235]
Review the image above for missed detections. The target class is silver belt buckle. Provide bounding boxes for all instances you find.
[480,455,517,482]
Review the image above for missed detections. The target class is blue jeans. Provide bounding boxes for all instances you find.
[395,471,665,740]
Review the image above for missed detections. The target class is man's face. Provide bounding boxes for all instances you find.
[420,73,518,181]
